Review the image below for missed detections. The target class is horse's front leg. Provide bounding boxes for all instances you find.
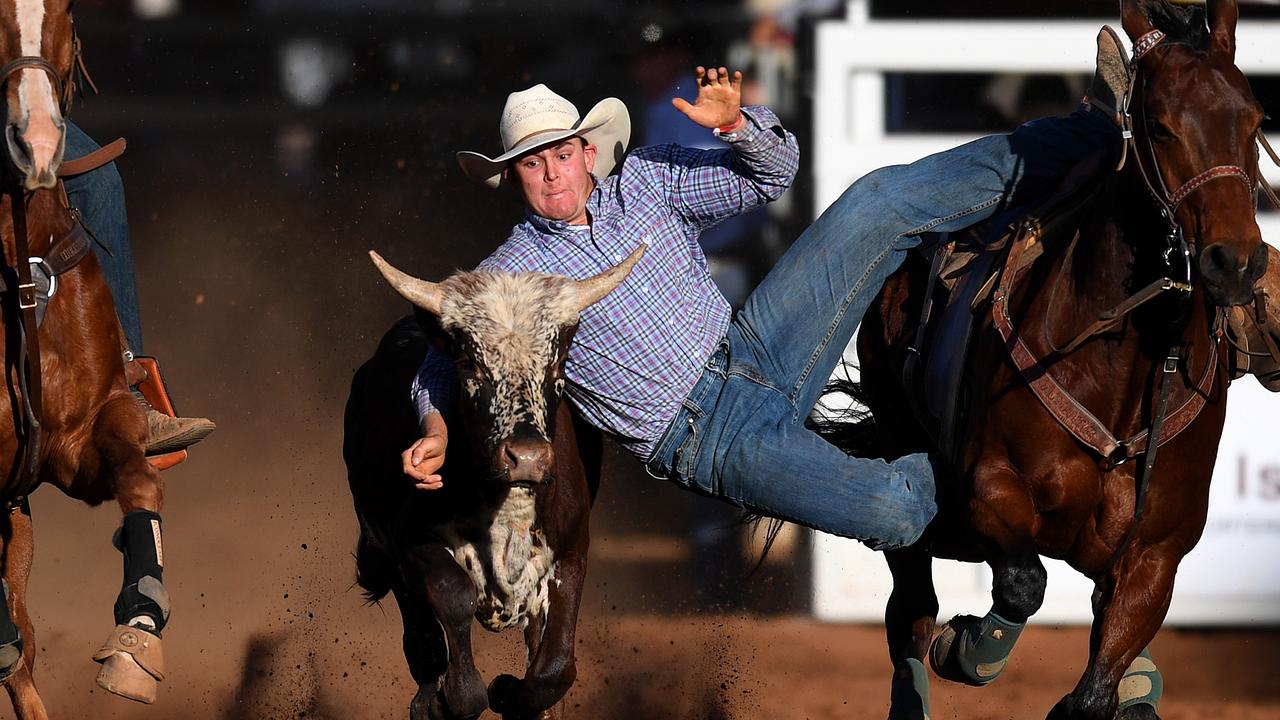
[88,393,169,703]
[884,546,937,720]
[1,504,49,720]
[489,549,585,720]
[930,466,1046,689]
[1046,541,1176,720]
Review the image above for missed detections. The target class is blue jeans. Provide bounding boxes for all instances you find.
[63,122,144,354]
[647,106,1119,549]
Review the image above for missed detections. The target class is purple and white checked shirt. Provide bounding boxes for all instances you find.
[412,105,799,460]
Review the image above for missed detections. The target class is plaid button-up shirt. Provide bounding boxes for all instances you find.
[413,105,799,460]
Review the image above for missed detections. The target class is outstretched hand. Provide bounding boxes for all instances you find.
[672,66,744,131]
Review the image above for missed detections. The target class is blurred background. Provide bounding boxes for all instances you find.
[17,0,1280,718]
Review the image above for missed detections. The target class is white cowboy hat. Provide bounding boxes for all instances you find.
[457,84,631,189]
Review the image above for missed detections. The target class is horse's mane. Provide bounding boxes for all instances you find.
[1141,0,1210,49]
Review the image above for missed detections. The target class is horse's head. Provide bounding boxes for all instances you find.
[371,245,644,489]
[0,0,75,191]
[1121,0,1267,306]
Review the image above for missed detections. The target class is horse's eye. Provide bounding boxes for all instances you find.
[1146,121,1173,141]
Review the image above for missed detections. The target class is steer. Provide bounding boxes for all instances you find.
[344,245,643,720]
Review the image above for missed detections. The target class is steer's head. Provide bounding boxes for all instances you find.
[371,245,644,488]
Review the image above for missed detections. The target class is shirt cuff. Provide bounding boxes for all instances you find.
[714,106,767,144]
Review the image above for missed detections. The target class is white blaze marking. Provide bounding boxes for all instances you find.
[14,0,60,158]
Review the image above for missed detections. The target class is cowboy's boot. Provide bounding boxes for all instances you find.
[124,357,217,455]
[1225,243,1280,391]
[1084,26,1130,127]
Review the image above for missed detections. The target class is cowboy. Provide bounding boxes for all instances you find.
[63,121,216,455]
[403,61,1277,548]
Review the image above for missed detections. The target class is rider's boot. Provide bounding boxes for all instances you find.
[123,355,216,455]
[1226,243,1280,391]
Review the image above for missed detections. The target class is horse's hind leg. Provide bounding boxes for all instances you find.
[0,505,49,720]
[1047,543,1176,720]
[88,395,169,703]
[884,547,937,720]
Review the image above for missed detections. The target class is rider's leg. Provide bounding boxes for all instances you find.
[63,122,143,354]
[654,106,1121,543]
[62,121,215,455]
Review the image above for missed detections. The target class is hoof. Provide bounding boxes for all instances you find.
[929,614,1012,687]
[1120,704,1160,720]
[93,625,165,704]
[95,652,157,704]
[888,658,930,720]
[0,654,24,687]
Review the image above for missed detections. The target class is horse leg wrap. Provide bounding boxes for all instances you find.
[112,510,170,634]
[929,611,1025,687]
[1118,648,1163,712]
[889,658,931,720]
[0,581,22,684]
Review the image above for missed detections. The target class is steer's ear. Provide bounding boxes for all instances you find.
[413,308,454,356]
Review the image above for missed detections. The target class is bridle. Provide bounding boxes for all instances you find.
[1097,27,1277,572]
[0,18,97,490]
[1117,29,1275,274]
[0,27,95,116]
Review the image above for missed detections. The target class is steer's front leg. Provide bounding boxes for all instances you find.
[488,548,586,720]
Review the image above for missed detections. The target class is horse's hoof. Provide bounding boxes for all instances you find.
[929,615,998,687]
[95,652,157,703]
[92,625,165,704]
[0,654,24,687]
[1120,704,1160,720]
[888,658,930,720]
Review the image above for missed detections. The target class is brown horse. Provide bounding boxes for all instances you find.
[0,1,176,716]
[849,2,1269,719]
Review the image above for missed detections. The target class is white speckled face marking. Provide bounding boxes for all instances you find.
[438,271,580,446]
[15,0,54,121]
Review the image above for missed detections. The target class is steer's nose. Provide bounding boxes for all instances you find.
[500,440,553,484]
[1201,242,1268,306]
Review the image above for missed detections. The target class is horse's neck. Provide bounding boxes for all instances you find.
[1066,170,1214,353]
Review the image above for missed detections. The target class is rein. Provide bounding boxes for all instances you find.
[0,24,102,493]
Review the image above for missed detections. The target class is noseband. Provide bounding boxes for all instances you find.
[0,56,64,110]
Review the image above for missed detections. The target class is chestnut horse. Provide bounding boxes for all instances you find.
[849,2,1270,718]
[0,1,176,716]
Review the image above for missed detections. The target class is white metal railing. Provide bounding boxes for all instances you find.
[814,1,1280,241]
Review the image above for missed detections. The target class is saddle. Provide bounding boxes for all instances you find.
[902,160,1106,462]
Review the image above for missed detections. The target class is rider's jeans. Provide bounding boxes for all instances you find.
[63,122,144,355]
[646,105,1120,549]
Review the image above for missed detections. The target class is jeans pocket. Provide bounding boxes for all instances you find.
[673,413,705,486]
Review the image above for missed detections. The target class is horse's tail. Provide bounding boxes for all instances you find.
[805,372,883,459]
[743,364,883,571]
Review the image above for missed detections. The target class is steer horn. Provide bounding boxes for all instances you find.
[369,251,445,317]
[574,244,647,312]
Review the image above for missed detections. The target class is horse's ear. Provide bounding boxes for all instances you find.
[1119,0,1156,44]
[1209,0,1239,59]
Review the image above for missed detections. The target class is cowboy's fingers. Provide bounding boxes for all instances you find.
[730,70,743,92]
[413,477,444,491]
[671,97,696,117]
[403,452,432,482]
[705,66,719,85]
[717,67,730,86]
[695,66,707,85]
